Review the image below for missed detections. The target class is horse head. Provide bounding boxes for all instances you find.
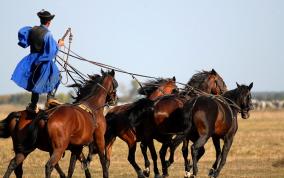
[101,69,118,106]
[186,69,227,96]
[138,76,178,100]
[207,69,227,95]
[235,82,254,119]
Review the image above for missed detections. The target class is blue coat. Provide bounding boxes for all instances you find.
[11,26,60,94]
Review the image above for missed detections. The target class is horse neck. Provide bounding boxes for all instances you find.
[222,89,241,113]
[186,80,213,96]
[84,78,112,108]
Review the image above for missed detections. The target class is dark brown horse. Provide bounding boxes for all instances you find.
[2,69,118,178]
[182,82,253,178]
[86,77,178,178]
[136,69,227,178]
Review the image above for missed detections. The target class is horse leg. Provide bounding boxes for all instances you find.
[167,134,185,167]
[105,137,116,170]
[14,162,23,178]
[87,142,95,164]
[182,139,192,178]
[94,132,108,178]
[54,164,66,178]
[48,152,66,178]
[67,151,78,178]
[159,143,169,177]
[209,137,221,177]
[211,137,233,178]
[140,142,150,177]
[4,153,27,178]
[78,153,92,178]
[147,139,161,178]
[190,135,209,178]
[46,149,66,178]
[128,142,145,178]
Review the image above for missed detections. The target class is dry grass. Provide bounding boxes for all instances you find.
[0,107,284,178]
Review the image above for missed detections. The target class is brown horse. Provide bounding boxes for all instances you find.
[86,77,178,178]
[182,83,253,178]
[135,69,227,178]
[2,69,118,178]
[1,111,76,178]
[0,73,113,178]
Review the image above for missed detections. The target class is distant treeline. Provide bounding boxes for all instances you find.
[252,92,284,101]
[0,91,283,106]
[0,92,73,105]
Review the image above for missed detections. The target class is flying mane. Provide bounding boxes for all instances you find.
[138,78,173,96]
[69,74,103,103]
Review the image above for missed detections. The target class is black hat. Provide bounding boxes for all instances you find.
[37,9,55,21]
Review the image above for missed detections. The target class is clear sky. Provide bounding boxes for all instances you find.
[0,0,283,95]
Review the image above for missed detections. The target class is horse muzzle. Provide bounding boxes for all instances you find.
[241,110,250,119]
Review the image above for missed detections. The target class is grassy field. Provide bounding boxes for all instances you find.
[0,105,284,178]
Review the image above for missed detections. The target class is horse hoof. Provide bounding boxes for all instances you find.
[138,175,145,178]
[154,174,163,178]
[208,168,216,177]
[184,171,192,178]
[165,160,172,168]
[162,173,169,178]
[137,170,146,178]
[143,167,150,177]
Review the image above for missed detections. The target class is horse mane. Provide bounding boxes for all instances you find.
[222,84,247,102]
[69,74,102,103]
[71,70,117,103]
[138,78,172,96]
[186,70,212,89]
[185,70,227,92]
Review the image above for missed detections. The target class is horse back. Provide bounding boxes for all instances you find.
[188,96,236,137]
[154,95,184,125]
[47,105,95,146]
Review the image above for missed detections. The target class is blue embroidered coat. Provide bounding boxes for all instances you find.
[11,25,60,94]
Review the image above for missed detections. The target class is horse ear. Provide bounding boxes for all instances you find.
[236,82,241,88]
[172,76,176,82]
[248,82,253,90]
[101,69,105,75]
[211,69,217,75]
[110,69,115,76]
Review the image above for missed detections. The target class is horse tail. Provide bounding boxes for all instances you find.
[183,97,199,132]
[105,113,117,146]
[128,98,154,127]
[0,112,20,138]
[20,111,47,153]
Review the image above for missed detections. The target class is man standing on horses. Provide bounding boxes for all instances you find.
[11,10,64,112]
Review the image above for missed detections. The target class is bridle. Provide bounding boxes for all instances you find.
[76,78,118,120]
[96,78,118,105]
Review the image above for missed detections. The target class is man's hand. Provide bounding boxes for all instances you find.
[58,39,64,47]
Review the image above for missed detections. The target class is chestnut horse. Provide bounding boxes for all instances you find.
[135,69,227,178]
[0,73,114,178]
[2,69,118,178]
[182,83,253,178]
[86,77,178,178]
